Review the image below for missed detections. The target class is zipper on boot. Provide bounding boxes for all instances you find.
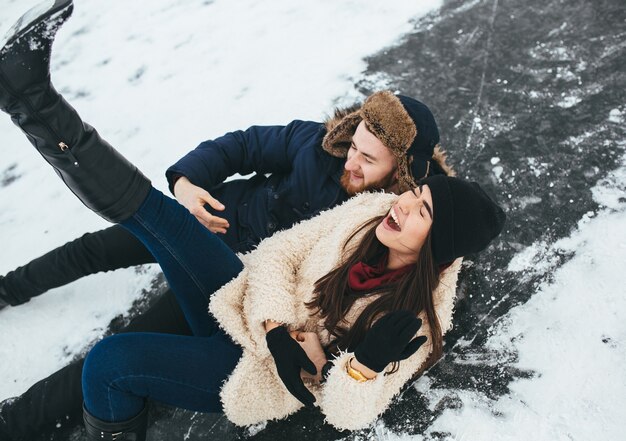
[58,141,79,166]
[0,72,80,168]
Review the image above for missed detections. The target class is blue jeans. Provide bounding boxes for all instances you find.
[82,188,244,422]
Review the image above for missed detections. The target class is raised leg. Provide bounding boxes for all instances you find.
[1,1,243,437]
[0,0,151,224]
[120,188,243,337]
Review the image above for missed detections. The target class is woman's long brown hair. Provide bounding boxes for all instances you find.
[306,215,443,372]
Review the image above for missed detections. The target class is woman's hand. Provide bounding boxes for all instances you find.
[354,310,427,373]
[265,326,316,406]
[173,176,230,233]
[290,331,327,382]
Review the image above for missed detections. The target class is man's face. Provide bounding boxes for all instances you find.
[341,121,398,195]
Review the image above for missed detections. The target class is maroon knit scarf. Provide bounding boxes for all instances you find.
[347,253,412,292]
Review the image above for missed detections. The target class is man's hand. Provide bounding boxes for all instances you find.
[290,331,327,383]
[173,176,230,233]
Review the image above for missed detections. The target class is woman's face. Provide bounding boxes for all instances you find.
[376,185,434,267]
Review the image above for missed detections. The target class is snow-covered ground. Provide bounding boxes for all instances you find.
[1,1,625,439]
[0,0,442,401]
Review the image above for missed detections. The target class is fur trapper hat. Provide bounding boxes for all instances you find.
[322,91,447,192]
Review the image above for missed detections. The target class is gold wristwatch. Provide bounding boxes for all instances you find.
[346,356,375,382]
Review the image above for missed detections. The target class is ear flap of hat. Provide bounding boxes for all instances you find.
[397,155,418,193]
[322,111,362,158]
[406,145,456,192]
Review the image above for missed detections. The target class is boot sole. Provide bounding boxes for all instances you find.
[0,0,74,55]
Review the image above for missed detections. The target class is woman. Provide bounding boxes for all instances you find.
[0,2,505,440]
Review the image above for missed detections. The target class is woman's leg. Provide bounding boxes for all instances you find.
[82,331,242,422]
[120,187,243,337]
[0,2,240,438]
[1,1,242,336]
[0,0,151,224]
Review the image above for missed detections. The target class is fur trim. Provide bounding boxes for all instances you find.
[321,91,416,159]
[432,145,456,177]
[396,154,416,193]
[323,103,361,135]
[324,108,456,183]
[322,110,362,158]
[361,91,416,155]
[323,104,455,179]
[399,145,457,192]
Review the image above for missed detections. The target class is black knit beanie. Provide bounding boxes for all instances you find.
[421,175,506,264]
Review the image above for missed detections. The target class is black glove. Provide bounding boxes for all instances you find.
[354,310,427,373]
[266,326,316,406]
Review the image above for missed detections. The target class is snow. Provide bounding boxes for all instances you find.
[1,1,625,439]
[0,0,443,401]
[608,108,623,124]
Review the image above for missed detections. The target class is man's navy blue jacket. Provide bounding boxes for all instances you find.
[166,120,349,253]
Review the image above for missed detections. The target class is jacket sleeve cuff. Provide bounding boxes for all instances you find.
[165,167,187,195]
[247,296,299,358]
[319,352,388,430]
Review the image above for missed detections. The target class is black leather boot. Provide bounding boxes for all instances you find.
[83,405,148,441]
[0,277,9,310]
[0,0,151,223]
[0,225,156,308]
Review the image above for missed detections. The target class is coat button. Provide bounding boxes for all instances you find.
[268,222,276,230]
[302,202,310,210]
[273,193,280,200]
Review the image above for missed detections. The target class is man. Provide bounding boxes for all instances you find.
[0,90,451,440]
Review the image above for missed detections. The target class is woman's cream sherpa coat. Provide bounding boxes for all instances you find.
[209,192,461,431]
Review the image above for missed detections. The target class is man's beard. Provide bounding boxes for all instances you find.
[339,169,398,196]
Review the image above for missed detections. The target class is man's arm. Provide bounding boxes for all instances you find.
[165,120,321,195]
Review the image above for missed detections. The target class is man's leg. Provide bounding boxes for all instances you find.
[0,225,155,307]
[122,288,193,335]
[0,359,84,441]
[0,289,194,441]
